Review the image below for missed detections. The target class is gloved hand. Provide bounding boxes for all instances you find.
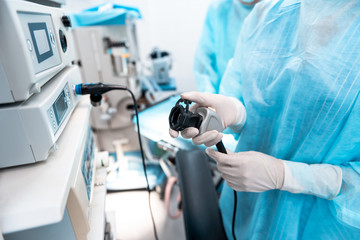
[169,92,246,147]
[206,149,285,192]
[206,148,343,199]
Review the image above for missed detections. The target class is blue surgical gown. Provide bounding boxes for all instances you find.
[194,0,253,93]
[219,0,360,239]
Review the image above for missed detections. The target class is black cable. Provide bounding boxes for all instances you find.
[215,142,227,154]
[232,190,237,240]
[215,141,237,240]
[74,83,159,239]
[127,89,159,240]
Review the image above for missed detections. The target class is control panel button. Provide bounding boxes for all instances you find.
[26,39,32,51]
[61,15,72,28]
[49,31,56,46]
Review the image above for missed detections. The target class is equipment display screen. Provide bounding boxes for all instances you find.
[28,22,53,63]
[54,91,67,125]
[34,29,50,54]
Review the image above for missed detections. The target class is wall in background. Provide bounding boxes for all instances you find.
[64,0,211,92]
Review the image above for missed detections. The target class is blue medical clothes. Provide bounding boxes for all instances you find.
[69,3,141,28]
[194,0,253,93]
[219,0,360,239]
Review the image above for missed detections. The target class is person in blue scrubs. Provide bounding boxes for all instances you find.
[171,0,360,238]
[194,0,261,93]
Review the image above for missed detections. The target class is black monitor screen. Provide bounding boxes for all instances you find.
[54,91,67,125]
[28,22,53,63]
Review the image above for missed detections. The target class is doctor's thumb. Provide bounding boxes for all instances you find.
[206,147,227,162]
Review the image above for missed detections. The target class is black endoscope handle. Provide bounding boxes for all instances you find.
[216,141,227,154]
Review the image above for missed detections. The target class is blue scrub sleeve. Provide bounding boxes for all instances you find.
[193,5,221,93]
[332,162,360,229]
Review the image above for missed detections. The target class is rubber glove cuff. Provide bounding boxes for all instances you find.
[280,160,342,200]
[228,97,247,133]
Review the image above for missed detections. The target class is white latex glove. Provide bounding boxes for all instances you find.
[169,92,246,147]
[206,149,285,192]
[206,148,343,199]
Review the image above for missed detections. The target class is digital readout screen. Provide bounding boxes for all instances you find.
[28,22,53,63]
[33,29,50,55]
[54,91,67,125]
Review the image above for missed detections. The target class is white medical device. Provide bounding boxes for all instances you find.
[0,66,82,168]
[150,48,172,85]
[0,0,75,104]
[73,24,142,150]
[1,101,109,239]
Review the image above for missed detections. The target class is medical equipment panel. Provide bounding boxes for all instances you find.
[47,85,72,134]
[18,13,61,73]
[81,127,96,200]
[67,127,96,240]
[0,0,75,104]
[0,66,81,168]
